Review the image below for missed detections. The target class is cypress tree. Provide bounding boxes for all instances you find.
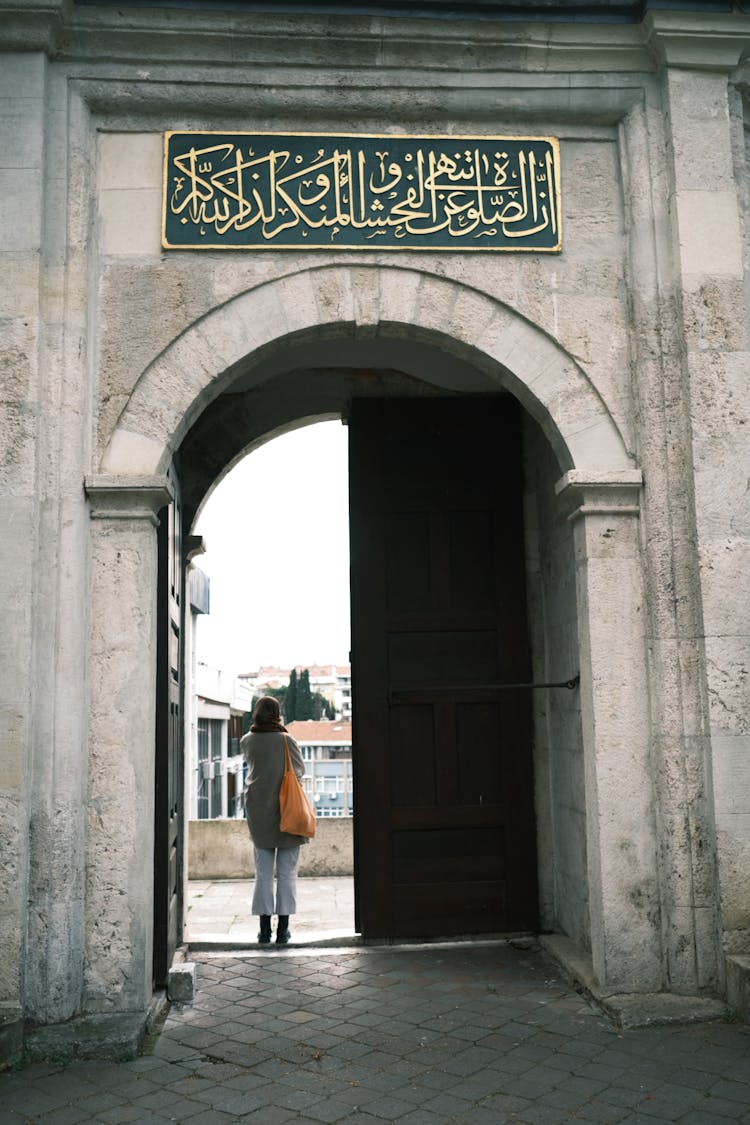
[285,669,298,723]
[297,669,314,720]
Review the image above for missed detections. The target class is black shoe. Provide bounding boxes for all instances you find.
[276,915,291,944]
[258,915,272,944]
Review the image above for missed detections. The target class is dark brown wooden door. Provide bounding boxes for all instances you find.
[349,397,538,939]
[154,465,183,986]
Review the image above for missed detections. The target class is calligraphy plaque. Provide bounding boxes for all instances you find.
[162,131,561,252]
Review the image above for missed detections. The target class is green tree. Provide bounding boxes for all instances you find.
[297,669,314,721]
[285,670,298,723]
[311,692,334,720]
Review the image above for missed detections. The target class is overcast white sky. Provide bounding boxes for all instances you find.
[193,420,351,675]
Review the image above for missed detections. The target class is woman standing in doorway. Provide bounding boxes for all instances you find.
[241,695,309,944]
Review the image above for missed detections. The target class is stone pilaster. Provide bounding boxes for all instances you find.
[557,471,662,993]
[84,478,171,1013]
[649,17,750,973]
[0,52,47,1054]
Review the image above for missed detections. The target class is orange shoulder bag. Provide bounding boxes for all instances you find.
[279,735,316,837]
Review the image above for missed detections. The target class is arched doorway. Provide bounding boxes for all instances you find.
[167,334,591,961]
[88,265,654,1014]
[180,384,542,949]
[175,384,541,953]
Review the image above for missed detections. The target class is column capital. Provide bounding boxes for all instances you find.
[84,475,173,526]
[0,0,67,53]
[644,12,750,72]
[555,469,643,521]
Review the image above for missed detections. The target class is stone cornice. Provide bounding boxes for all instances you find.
[555,469,643,521]
[0,0,69,52]
[643,12,750,72]
[0,2,649,72]
[84,475,174,525]
[5,1,750,75]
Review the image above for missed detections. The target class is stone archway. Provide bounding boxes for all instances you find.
[99,263,631,480]
[85,265,657,1036]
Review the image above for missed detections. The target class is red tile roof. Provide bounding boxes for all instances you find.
[238,664,351,680]
[286,720,352,743]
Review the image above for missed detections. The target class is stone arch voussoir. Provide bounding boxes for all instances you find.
[100,263,632,477]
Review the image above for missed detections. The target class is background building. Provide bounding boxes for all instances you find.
[286,720,353,818]
[192,664,246,820]
[238,664,352,720]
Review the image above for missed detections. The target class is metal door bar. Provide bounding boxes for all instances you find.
[389,674,579,705]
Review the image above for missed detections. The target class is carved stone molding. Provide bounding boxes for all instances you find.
[555,469,643,522]
[84,475,173,526]
[644,12,750,72]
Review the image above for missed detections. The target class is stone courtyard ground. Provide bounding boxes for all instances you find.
[2,880,749,1124]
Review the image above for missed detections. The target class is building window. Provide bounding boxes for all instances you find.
[197,718,223,819]
[197,719,209,820]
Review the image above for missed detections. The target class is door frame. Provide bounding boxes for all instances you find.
[153,465,184,988]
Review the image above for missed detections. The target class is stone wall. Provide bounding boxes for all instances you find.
[188,818,353,879]
[2,0,750,1063]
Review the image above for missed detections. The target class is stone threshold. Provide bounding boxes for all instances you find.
[185,929,538,955]
[187,928,360,952]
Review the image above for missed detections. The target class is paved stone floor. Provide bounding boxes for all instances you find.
[2,938,750,1124]
[185,877,356,944]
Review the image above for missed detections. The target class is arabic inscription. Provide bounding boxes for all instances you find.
[162,132,561,252]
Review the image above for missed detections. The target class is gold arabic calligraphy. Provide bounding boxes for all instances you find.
[165,135,560,249]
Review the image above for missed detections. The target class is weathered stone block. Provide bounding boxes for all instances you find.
[682,277,746,350]
[0,170,42,252]
[168,962,196,1003]
[0,1006,23,1069]
[725,954,750,1021]
[99,188,162,256]
[676,191,742,278]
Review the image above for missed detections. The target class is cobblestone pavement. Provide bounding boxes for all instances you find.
[2,941,749,1124]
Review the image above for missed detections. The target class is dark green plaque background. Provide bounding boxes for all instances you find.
[163,131,561,252]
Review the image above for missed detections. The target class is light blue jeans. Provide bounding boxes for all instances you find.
[251,846,300,916]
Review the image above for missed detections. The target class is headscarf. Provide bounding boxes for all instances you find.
[250,694,288,733]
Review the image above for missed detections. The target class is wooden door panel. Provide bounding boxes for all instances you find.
[391,881,507,936]
[390,705,436,806]
[385,513,432,612]
[350,396,538,939]
[393,827,506,883]
[154,465,183,987]
[389,631,499,684]
[456,703,503,804]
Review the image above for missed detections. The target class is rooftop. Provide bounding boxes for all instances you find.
[286,719,352,743]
